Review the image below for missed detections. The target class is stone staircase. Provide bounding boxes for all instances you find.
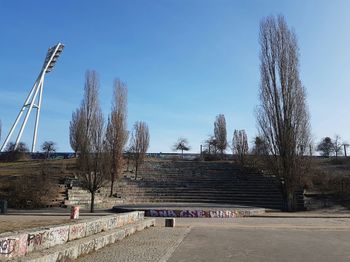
[116,161,285,210]
[64,187,123,209]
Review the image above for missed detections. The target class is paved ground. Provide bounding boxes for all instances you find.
[2,209,350,261]
[76,227,190,262]
[73,215,350,262]
[168,227,350,262]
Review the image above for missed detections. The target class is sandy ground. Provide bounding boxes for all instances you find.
[0,209,110,233]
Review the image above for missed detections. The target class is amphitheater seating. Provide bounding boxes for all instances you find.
[116,161,285,210]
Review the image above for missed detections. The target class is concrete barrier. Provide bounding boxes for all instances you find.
[26,225,70,253]
[143,208,265,218]
[20,218,155,262]
[0,211,144,261]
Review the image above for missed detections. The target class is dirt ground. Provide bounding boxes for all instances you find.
[0,215,71,234]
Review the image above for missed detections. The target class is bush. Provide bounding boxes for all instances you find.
[4,163,57,208]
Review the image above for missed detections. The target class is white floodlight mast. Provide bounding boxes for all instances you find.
[0,43,64,153]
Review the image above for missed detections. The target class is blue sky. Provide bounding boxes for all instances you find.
[1,1,350,153]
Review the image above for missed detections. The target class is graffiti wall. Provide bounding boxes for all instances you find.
[0,211,144,259]
[27,225,69,253]
[146,209,239,218]
[0,234,27,258]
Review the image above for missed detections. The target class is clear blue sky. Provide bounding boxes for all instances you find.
[1,0,350,153]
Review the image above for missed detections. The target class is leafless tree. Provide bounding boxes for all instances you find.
[204,135,218,155]
[76,70,108,213]
[256,15,311,211]
[5,141,29,161]
[125,145,134,172]
[105,79,129,197]
[41,141,56,159]
[173,137,190,157]
[232,130,249,165]
[69,108,84,157]
[0,119,2,143]
[332,135,343,157]
[130,121,150,180]
[214,114,227,159]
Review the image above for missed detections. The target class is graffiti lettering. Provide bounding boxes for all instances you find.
[0,238,16,254]
[146,209,237,218]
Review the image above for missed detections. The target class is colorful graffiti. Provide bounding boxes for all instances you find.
[146,209,238,218]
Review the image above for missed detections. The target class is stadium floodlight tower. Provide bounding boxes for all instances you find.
[0,43,64,153]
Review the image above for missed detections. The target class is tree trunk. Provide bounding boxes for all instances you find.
[135,163,138,180]
[90,191,95,213]
[126,154,130,171]
[286,192,294,212]
[110,178,114,197]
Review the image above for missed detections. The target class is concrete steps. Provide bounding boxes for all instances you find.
[0,211,155,262]
[117,161,286,210]
[19,218,155,262]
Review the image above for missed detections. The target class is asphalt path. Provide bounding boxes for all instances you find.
[76,216,350,262]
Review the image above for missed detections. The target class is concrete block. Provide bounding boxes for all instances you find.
[124,224,136,236]
[0,233,27,259]
[0,211,146,261]
[77,238,95,257]
[68,222,87,241]
[85,220,104,237]
[165,218,176,227]
[105,216,118,230]
[27,225,69,253]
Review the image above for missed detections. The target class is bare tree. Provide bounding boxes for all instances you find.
[173,137,190,158]
[125,145,134,172]
[214,114,227,159]
[316,137,334,157]
[256,15,311,211]
[76,70,108,213]
[333,135,343,157]
[41,141,56,159]
[4,141,29,161]
[204,135,218,155]
[130,121,150,180]
[69,108,84,157]
[105,79,129,197]
[232,130,249,165]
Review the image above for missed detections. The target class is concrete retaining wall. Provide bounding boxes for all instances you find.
[144,208,265,218]
[20,219,155,262]
[0,211,144,260]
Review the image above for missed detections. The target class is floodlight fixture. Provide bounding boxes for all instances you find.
[0,43,64,153]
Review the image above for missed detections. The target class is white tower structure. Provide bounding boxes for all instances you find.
[1,43,64,153]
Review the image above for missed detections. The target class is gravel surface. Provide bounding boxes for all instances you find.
[76,227,190,262]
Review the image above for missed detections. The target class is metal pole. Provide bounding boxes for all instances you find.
[14,76,43,149]
[1,43,63,152]
[0,78,40,152]
[32,78,44,152]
